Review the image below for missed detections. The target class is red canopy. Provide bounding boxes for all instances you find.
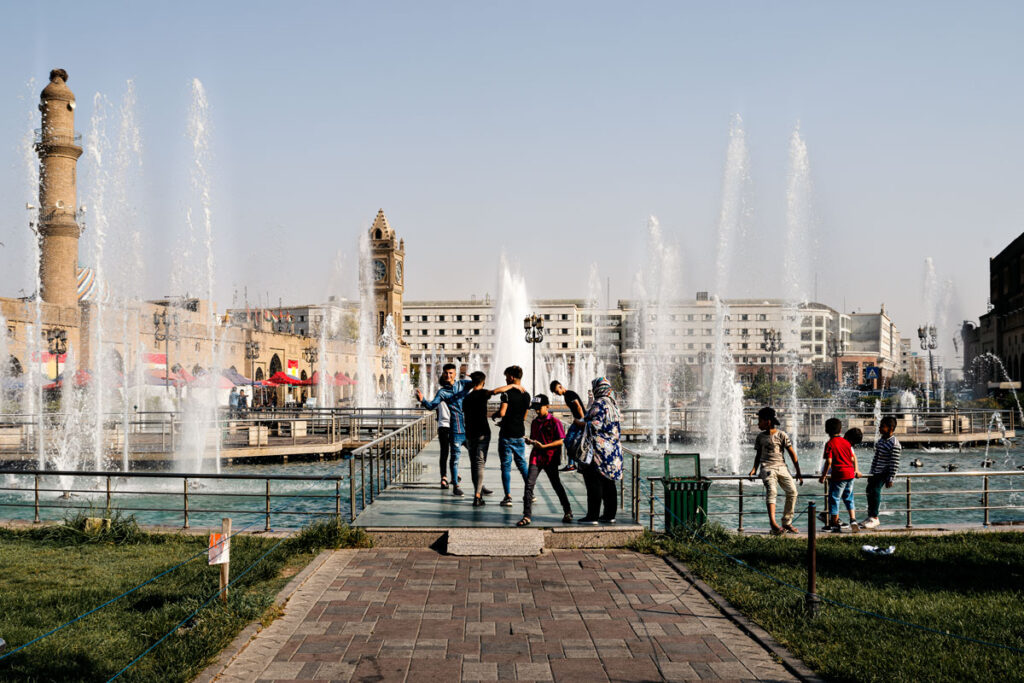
[268,371,307,386]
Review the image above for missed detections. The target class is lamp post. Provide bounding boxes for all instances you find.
[827,335,847,389]
[45,328,67,387]
[381,352,394,408]
[302,345,318,408]
[245,340,260,408]
[153,310,180,395]
[918,325,938,409]
[524,314,544,396]
[697,349,711,397]
[762,328,783,407]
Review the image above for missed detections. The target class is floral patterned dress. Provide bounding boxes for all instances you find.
[581,396,623,481]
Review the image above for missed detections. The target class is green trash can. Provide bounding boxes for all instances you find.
[662,453,712,532]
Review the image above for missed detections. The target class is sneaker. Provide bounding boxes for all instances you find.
[598,517,616,524]
[481,487,494,495]
[562,512,574,523]
[532,496,537,502]
[828,525,843,533]
[500,495,513,507]
[577,517,599,526]
[862,517,880,529]
[452,486,465,496]
[472,496,483,507]
[560,464,577,472]
[817,511,828,523]
[849,521,859,531]
[821,524,836,532]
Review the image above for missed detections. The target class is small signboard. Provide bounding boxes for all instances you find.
[208,532,230,565]
[864,366,880,380]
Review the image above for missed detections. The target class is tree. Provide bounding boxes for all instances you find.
[890,372,918,391]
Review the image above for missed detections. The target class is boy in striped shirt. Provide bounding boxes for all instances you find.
[862,415,902,529]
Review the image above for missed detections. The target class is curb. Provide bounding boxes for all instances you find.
[192,549,333,683]
[660,554,825,683]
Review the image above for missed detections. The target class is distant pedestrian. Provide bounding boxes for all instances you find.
[238,389,249,414]
[417,363,474,496]
[578,377,622,525]
[228,387,239,417]
[818,418,860,532]
[550,380,586,472]
[491,366,531,506]
[517,394,574,526]
[748,406,803,535]
[861,416,902,529]
[463,371,495,506]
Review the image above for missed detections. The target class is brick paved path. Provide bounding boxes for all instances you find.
[213,549,795,682]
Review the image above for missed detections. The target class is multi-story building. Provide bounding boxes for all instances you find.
[962,230,1024,387]
[837,306,902,389]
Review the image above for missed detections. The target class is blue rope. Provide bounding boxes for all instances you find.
[647,490,1024,655]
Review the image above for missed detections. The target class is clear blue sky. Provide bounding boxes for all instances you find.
[1,1,1021,349]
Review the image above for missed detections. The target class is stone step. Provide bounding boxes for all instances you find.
[446,528,545,556]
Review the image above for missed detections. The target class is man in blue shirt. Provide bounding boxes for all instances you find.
[417,363,474,496]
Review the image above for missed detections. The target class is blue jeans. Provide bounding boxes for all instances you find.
[827,478,855,516]
[498,437,529,496]
[865,475,887,518]
[447,433,464,485]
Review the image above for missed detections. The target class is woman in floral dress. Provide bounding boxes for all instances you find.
[577,377,623,524]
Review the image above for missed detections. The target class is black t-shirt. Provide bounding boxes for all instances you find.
[463,389,492,441]
[499,388,531,438]
[563,390,586,419]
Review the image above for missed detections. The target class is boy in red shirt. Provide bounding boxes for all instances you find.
[818,418,860,532]
[517,394,574,526]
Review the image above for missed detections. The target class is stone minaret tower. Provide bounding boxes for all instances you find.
[36,68,83,307]
[369,209,405,341]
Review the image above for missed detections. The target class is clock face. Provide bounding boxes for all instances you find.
[396,261,403,283]
[373,259,387,282]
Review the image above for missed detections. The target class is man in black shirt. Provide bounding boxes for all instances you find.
[463,371,495,506]
[491,365,531,506]
[551,380,586,472]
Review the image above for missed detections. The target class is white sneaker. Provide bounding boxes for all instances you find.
[862,518,880,529]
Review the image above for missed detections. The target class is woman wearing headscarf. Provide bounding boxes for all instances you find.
[577,377,622,524]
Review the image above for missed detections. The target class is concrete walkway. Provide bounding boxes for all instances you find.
[209,548,796,682]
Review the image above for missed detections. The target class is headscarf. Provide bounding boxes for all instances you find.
[591,377,615,403]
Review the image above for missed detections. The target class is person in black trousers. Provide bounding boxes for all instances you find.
[577,377,622,524]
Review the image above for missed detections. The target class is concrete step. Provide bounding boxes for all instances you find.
[446,527,545,556]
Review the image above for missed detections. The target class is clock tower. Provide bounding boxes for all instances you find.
[368,209,404,341]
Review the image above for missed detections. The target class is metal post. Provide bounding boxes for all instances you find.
[34,474,40,524]
[183,477,190,529]
[361,452,367,507]
[265,479,271,531]
[983,475,990,527]
[806,501,820,616]
[349,455,357,522]
[738,479,744,532]
[649,480,655,532]
[905,478,913,529]
[335,479,341,521]
[106,475,112,516]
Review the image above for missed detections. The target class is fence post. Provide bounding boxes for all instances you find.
[806,501,820,616]
[335,479,341,521]
[350,455,357,522]
[649,480,655,532]
[33,473,40,524]
[265,479,271,531]
[183,477,190,529]
[983,475,990,527]
[905,478,913,529]
[106,475,112,517]
[738,479,744,532]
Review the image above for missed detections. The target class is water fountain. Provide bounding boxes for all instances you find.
[704,115,750,473]
[922,258,956,410]
[491,255,533,391]
[355,231,378,408]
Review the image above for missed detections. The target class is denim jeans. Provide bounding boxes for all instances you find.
[498,437,529,496]
[448,433,464,486]
[865,475,887,518]
[827,478,855,516]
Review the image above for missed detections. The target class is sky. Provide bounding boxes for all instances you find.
[1,1,1022,358]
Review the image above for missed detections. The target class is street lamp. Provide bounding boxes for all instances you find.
[153,310,180,394]
[918,325,938,409]
[827,335,848,389]
[380,352,394,408]
[762,328,783,407]
[45,328,67,387]
[697,349,711,396]
[245,340,260,408]
[302,345,318,409]
[524,314,545,396]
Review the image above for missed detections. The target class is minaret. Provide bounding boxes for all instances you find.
[36,68,84,307]
[368,209,405,341]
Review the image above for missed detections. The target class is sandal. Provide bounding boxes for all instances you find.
[516,517,531,527]
[440,477,449,490]
[770,527,786,536]
[783,524,800,534]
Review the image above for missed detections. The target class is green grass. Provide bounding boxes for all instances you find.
[632,528,1024,683]
[0,516,370,682]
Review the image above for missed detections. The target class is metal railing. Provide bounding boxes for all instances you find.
[0,412,438,529]
[643,471,1024,532]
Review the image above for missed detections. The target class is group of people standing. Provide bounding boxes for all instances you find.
[416,364,623,527]
[749,405,903,535]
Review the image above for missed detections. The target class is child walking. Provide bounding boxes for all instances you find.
[517,394,573,526]
[818,418,860,532]
[748,406,803,535]
[862,416,902,529]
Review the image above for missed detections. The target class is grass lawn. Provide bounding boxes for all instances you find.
[633,528,1024,683]
[0,515,370,682]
